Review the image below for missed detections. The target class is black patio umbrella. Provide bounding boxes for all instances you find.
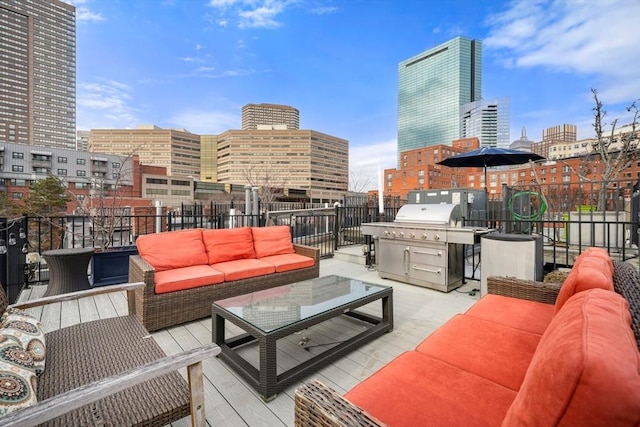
[437,146,545,190]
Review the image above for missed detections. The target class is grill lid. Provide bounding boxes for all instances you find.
[394,204,462,226]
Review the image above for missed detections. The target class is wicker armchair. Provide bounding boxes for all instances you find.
[0,282,220,427]
[294,261,640,427]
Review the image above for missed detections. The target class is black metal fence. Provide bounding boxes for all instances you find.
[2,178,638,302]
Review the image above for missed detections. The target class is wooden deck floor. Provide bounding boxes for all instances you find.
[18,255,481,427]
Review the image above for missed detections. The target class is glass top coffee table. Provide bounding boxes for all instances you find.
[212,275,393,400]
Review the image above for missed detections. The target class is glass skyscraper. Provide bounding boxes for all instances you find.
[0,0,76,149]
[460,97,510,148]
[398,37,482,160]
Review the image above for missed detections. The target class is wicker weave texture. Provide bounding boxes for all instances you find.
[294,380,385,427]
[129,244,320,331]
[612,261,640,349]
[486,276,560,304]
[38,315,190,427]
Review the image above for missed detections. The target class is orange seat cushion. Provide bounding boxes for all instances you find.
[202,227,256,264]
[503,288,640,426]
[345,351,517,427]
[136,229,207,271]
[258,253,315,273]
[154,265,224,294]
[415,314,541,391]
[211,258,276,282]
[554,247,614,313]
[251,226,295,258]
[464,294,555,335]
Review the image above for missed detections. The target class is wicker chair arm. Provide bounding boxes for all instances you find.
[294,244,320,262]
[487,276,560,305]
[129,254,157,297]
[295,379,387,427]
[0,342,221,427]
[10,282,145,310]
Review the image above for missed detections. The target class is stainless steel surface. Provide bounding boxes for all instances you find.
[361,204,494,292]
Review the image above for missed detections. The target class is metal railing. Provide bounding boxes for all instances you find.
[2,178,638,301]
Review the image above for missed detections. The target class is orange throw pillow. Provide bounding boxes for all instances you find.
[202,227,256,264]
[135,229,207,271]
[554,247,614,313]
[503,289,640,426]
[251,226,295,258]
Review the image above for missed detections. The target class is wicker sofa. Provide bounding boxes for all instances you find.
[295,249,640,427]
[129,225,320,331]
[0,282,220,426]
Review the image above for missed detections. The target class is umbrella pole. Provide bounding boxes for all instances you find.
[484,165,488,226]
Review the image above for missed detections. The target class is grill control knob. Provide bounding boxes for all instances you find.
[399,232,404,238]
[391,232,396,237]
[421,234,427,239]
[434,235,440,241]
[409,233,415,238]
[383,231,389,236]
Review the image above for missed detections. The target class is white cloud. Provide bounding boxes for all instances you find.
[310,6,338,15]
[77,80,138,129]
[67,0,105,22]
[485,0,640,103]
[207,0,332,30]
[349,139,397,192]
[167,110,240,134]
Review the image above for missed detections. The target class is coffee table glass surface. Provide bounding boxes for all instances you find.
[215,275,387,332]
[212,275,393,400]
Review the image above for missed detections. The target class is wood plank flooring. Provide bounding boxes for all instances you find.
[18,255,480,427]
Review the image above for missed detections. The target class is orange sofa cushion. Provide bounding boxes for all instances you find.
[415,314,541,391]
[503,288,640,426]
[211,258,276,282]
[554,247,614,313]
[136,229,208,271]
[251,226,295,258]
[258,253,315,273]
[345,351,517,427]
[464,294,555,335]
[154,265,224,294]
[202,227,256,264]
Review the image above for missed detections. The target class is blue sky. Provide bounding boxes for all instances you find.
[69,0,640,189]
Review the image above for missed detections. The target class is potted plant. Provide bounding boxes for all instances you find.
[71,153,141,287]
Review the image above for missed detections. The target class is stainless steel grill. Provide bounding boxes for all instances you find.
[361,204,493,292]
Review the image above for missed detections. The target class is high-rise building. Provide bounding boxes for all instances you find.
[88,125,201,178]
[532,124,577,158]
[0,0,76,149]
[398,37,482,159]
[241,103,300,130]
[460,97,510,148]
[215,129,347,203]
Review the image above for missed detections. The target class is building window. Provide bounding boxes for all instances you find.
[12,192,23,200]
[113,172,120,179]
[12,165,24,172]
[57,169,67,175]
[58,156,67,163]
[112,162,121,169]
[77,170,86,177]
[12,152,24,159]
[77,158,86,165]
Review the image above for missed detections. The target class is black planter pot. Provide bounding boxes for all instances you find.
[90,246,138,287]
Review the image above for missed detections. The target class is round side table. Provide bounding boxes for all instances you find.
[42,248,95,296]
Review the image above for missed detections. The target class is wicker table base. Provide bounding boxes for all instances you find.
[212,275,394,400]
[43,247,95,296]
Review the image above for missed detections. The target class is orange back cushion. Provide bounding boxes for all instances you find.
[135,229,207,271]
[202,227,256,264]
[251,226,294,258]
[503,289,640,426]
[554,247,614,313]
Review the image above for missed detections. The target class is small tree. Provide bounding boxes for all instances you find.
[571,89,639,210]
[348,170,372,195]
[242,164,288,205]
[21,176,70,217]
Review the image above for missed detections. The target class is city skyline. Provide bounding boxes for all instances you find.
[69,0,640,190]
